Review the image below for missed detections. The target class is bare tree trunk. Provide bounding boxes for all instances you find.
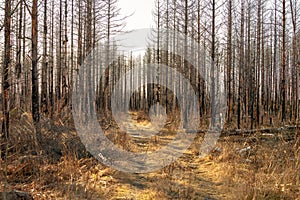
[22,4,27,111]
[32,0,41,146]
[290,0,298,122]
[16,0,23,110]
[211,0,216,127]
[246,1,254,129]
[256,0,262,126]
[86,0,93,113]
[41,0,48,114]
[261,7,266,124]
[273,0,278,118]
[49,0,54,118]
[56,0,63,113]
[1,0,11,160]
[62,0,68,109]
[70,0,74,109]
[238,0,245,129]
[227,0,233,124]
[77,0,83,68]
[281,0,287,123]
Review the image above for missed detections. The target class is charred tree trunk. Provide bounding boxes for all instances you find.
[41,0,48,114]
[1,0,11,159]
[238,0,245,129]
[32,0,41,146]
[281,0,287,123]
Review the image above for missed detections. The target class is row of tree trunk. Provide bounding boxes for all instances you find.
[1,0,300,154]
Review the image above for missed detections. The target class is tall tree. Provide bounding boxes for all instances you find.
[238,0,245,129]
[56,0,63,112]
[290,0,299,121]
[41,0,48,114]
[86,0,93,113]
[211,0,217,127]
[49,0,55,118]
[31,0,41,145]
[1,0,12,159]
[256,0,262,126]
[281,0,287,123]
[226,0,233,123]
[15,0,23,109]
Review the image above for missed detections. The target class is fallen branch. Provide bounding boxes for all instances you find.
[186,125,300,137]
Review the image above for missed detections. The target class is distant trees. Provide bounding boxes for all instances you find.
[0,0,299,149]
[146,0,300,129]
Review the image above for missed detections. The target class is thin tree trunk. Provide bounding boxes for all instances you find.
[32,0,41,146]
[49,0,54,118]
[238,0,245,129]
[281,0,287,123]
[211,0,216,127]
[256,0,262,126]
[41,0,48,114]
[1,0,11,160]
[16,0,23,110]
[227,0,233,124]
[56,0,62,113]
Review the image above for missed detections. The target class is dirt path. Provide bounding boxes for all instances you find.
[105,112,225,199]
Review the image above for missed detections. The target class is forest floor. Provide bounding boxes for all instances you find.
[1,111,300,199]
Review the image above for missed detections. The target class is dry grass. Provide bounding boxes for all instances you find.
[201,133,300,200]
[1,110,299,199]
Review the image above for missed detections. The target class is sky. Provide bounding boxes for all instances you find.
[118,0,155,31]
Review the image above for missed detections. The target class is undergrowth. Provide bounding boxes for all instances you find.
[0,110,299,199]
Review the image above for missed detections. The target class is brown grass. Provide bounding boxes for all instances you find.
[201,134,300,200]
[0,111,299,199]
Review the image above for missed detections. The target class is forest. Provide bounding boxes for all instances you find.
[0,0,299,199]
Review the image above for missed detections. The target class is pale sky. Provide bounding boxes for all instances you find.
[118,0,155,31]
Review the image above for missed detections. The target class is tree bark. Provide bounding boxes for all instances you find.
[41,0,48,114]
[1,0,11,159]
[32,0,41,146]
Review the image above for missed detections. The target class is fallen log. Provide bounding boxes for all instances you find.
[221,125,300,137]
[186,125,300,137]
